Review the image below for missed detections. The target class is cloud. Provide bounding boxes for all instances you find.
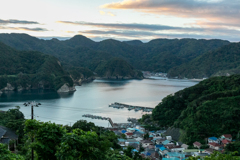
[57,21,240,36]
[107,12,116,16]
[101,0,240,26]
[57,21,203,31]
[0,26,47,31]
[0,19,39,25]
[99,10,115,16]
[99,10,106,15]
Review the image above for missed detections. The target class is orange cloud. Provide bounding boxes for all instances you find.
[101,0,240,28]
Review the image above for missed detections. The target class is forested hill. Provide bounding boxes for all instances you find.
[0,42,73,91]
[152,75,240,144]
[0,33,230,74]
[168,42,240,79]
[94,58,143,79]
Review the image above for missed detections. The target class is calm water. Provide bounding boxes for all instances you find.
[0,78,198,127]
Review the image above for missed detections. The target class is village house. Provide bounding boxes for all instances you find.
[0,126,18,151]
[193,141,202,149]
[181,144,189,150]
[159,146,168,156]
[208,142,223,150]
[220,134,232,141]
[150,151,160,160]
[125,139,139,147]
[204,148,216,155]
[127,128,136,133]
[125,132,134,139]
[141,140,154,148]
[208,137,220,144]
[166,152,186,159]
[221,139,231,147]
[155,138,166,145]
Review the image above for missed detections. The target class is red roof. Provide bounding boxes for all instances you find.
[125,132,133,136]
[193,141,202,146]
[209,142,221,147]
[222,139,231,144]
[223,134,232,138]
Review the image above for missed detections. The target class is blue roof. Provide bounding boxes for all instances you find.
[162,140,170,145]
[149,135,154,137]
[209,137,218,141]
[145,152,151,156]
[162,158,180,160]
[160,147,167,151]
[122,130,127,133]
[118,139,126,142]
[155,145,163,148]
[132,149,138,152]
[150,131,155,133]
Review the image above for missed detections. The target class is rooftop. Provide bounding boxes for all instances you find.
[209,137,218,141]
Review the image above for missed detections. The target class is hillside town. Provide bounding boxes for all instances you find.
[108,123,234,160]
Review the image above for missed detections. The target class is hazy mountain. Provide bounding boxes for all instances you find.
[168,42,240,78]
[0,33,230,74]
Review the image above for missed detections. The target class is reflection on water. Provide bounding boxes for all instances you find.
[0,78,198,127]
[0,90,74,102]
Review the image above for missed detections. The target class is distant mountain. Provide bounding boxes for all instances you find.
[94,58,143,79]
[123,40,143,46]
[0,42,74,92]
[168,42,240,78]
[0,33,230,75]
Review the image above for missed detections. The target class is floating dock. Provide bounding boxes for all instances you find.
[109,102,153,112]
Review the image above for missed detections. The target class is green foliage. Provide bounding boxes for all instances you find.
[169,42,240,78]
[95,58,142,78]
[24,119,66,160]
[0,42,73,90]
[0,107,25,142]
[225,141,240,156]
[0,143,24,160]
[0,33,229,74]
[56,128,111,160]
[144,133,149,140]
[105,150,133,160]
[152,75,240,144]
[67,67,94,80]
[72,120,97,132]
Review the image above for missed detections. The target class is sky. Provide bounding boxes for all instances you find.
[0,0,240,42]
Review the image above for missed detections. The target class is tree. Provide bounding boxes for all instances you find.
[24,119,65,160]
[105,150,133,160]
[123,146,134,158]
[225,141,240,156]
[0,143,24,160]
[72,120,96,132]
[56,129,112,160]
[144,133,149,140]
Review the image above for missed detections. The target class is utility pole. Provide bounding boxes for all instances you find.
[24,101,41,160]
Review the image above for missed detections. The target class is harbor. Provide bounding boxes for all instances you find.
[109,102,153,112]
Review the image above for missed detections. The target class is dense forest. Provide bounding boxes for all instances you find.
[0,42,73,91]
[0,33,230,75]
[152,75,240,144]
[168,42,240,78]
[94,58,143,79]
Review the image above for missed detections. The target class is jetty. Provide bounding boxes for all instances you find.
[109,102,153,112]
[82,114,114,127]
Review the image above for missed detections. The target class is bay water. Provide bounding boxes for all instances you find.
[0,78,198,127]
